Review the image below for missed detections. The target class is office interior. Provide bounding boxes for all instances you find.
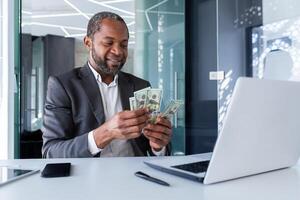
[0,0,300,160]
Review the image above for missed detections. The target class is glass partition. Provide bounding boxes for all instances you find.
[252,17,300,81]
[135,0,185,155]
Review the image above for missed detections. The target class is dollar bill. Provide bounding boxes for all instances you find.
[161,100,184,119]
[129,97,136,110]
[134,87,151,109]
[147,89,162,113]
[148,111,160,124]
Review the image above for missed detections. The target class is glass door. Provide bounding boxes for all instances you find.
[135,0,185,155]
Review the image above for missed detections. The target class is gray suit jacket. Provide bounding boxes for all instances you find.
[42,64,170,158]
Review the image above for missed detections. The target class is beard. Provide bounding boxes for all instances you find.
[91,45,125,76]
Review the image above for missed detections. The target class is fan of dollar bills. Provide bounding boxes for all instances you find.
[129,87,184,123]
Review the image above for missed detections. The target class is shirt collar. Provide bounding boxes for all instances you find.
[88,62,118,86]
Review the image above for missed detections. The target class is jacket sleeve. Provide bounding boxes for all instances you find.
[41,76,93,158]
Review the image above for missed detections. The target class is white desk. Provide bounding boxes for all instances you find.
[0,157,300,200]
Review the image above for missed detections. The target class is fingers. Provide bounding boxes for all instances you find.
[107,110,172,144]
[118,108,148,120]
[144,129,171,149]
[155,117,171,129]
[112,123,145,139]
[119,114,149,128]
[123,123,146,135]
[114,131,141,140]
[144,123,172,136]
[108,109,148,129]
[143,119,172,150]
[143,127,171,140]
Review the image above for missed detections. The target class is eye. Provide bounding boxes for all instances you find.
[121,43,128,49]
[103,41,113,47]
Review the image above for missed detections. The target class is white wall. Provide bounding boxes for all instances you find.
[263,0,300,24]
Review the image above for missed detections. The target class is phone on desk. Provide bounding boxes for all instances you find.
[41,163,71,178]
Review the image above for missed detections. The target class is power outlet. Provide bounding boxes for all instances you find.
[209,71,225,80]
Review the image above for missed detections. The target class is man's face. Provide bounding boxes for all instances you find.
[88,19,128,75]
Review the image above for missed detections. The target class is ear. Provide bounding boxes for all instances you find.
[83,36,92,51]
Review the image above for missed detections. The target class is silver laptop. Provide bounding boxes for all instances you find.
[144,77,300,184]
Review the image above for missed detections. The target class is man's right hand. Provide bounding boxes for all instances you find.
[93,108,149,148]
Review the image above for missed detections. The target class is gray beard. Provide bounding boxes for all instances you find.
[91,46,123,76]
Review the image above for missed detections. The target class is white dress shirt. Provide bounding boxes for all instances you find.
[87,63,166,156]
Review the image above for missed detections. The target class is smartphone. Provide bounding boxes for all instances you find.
[41,163,71,178]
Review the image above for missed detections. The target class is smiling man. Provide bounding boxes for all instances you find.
[41,12,172,158]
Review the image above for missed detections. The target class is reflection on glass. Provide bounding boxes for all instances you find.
[252,16,300,81]
[217,0,263,134]
[234,1,262,28]
[217,70,233,132]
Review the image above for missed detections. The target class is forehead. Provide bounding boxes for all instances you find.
[94,18,128,41]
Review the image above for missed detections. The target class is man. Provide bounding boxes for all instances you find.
[42,11,172,158]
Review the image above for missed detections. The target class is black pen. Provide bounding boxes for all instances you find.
[134,171,170,186]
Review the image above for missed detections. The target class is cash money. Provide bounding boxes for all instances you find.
[148,111,160,124]
[134,87,151,109]
[161,100,184,119]
[129,97,136,110]
[147,89,162,113]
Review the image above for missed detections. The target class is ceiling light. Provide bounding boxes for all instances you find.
[22,22,86,31]
[31,13,82,18]
[22,10,32,15]
[121,15,134,19]
[64,0,90,20]
[88,0,135,16]
[95,0,133,4]
[60,27,70,37]
[126,21,135,26]
[65,33,86,38]
[137,10,184,16]
[145,0,168,31]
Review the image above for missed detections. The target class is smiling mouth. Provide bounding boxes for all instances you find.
[107,59,121,66]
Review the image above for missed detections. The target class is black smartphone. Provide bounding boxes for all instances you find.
[41,163,71,178]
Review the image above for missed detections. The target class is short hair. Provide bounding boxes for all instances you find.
[86,11,129,39]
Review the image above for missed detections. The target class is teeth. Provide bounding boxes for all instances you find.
[109,59,120,63]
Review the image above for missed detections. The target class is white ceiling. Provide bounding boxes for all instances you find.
[22,0,135,41]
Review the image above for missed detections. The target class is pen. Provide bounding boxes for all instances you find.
[134,171,170,186]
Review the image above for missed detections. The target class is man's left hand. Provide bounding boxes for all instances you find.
[143,116,172,151]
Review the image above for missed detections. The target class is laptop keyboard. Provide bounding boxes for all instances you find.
[171,160,210,174]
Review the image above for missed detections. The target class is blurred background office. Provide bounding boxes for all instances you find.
[1,0,300,159]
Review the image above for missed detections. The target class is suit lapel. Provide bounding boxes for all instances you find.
[78,64,105,124]
[118,72,134,110]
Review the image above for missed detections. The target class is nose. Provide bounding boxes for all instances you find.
[110,44,122,56]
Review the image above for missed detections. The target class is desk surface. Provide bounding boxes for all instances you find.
[1,157,300,200]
